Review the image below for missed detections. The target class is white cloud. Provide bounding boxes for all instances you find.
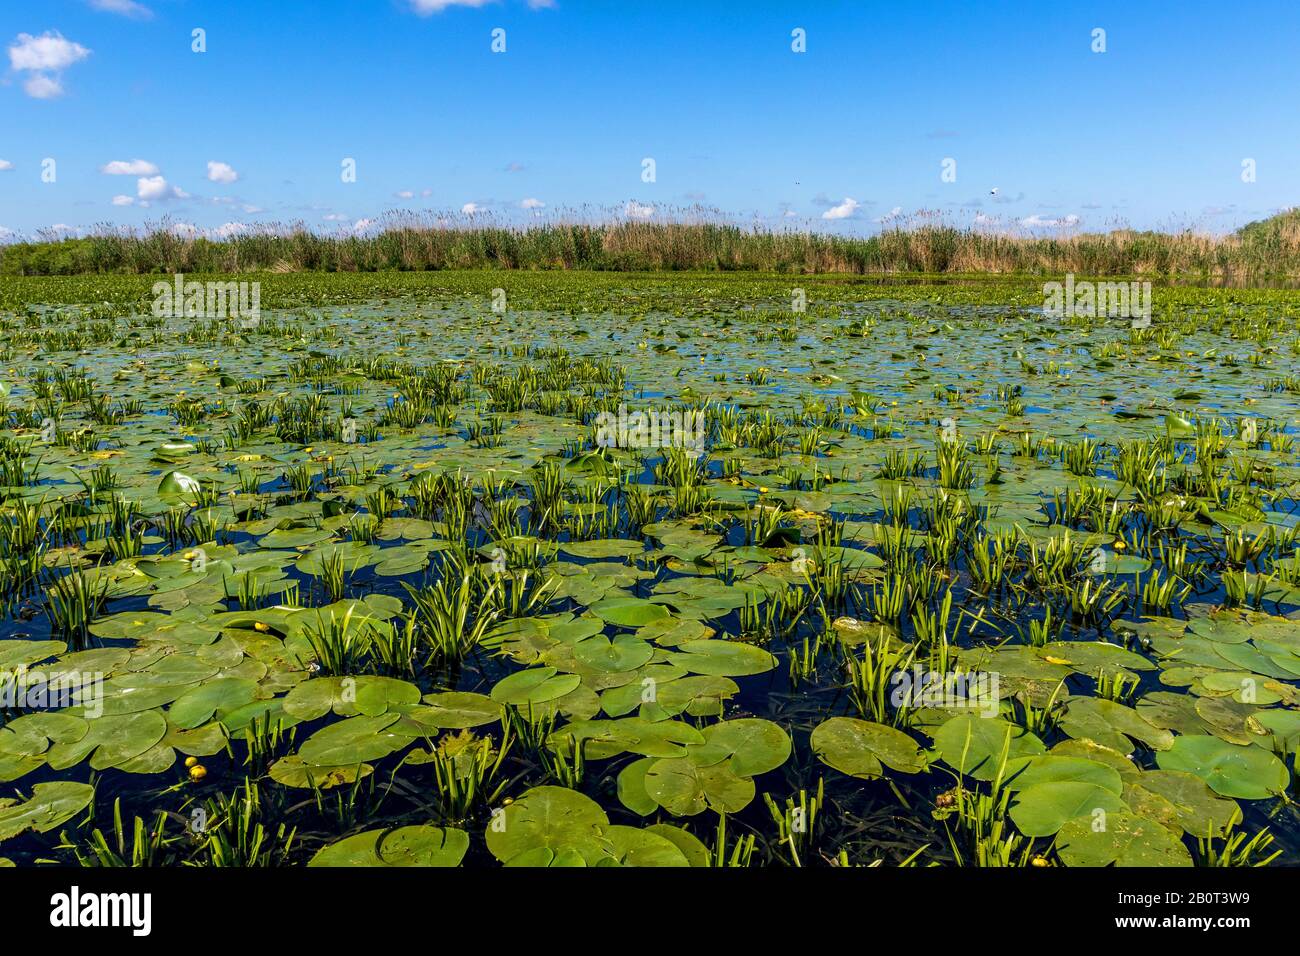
[822,197,861,220]
[22,74,66,99]
[410,0,495,14]
[169,222,201,238]
[88,0,154,19]
[624,200,654,220]
[212,221,250,239]
[8,31,91,71]
[395,190,415,199]
[322,213,349,222]
[421,188,433,198]
[352,218,376,233]
[209,195,262,214]
[137,175,188,202]
[411,0,554,10]
[520,197,544,210]
[101,159,159,176]
[1020,213,1080,228]
[8,32,91,99]
[461,202,482,214]
[875,205,903,223]
[206,161,239,184]
[0,160,12,172]
[0,226,15,241]
[111,194,134,206]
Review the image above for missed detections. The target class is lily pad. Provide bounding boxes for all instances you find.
[308,825,469,867]
[1154,735,1289,799]
[811,717,928,778]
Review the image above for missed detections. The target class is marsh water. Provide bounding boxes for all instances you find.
[1,279,1298,867]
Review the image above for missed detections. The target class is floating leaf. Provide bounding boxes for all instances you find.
[0,782,95,841]
[933,715,1045,781]
[672,640,777,677]
[490,668,583,707]
[1009,782,1127,837]
[643,756,755,816]
[1155,735,1289,799]
[1055,812,1193,867]
[811,717,927,779]
[484,785,609,865]
[309,826,468,867]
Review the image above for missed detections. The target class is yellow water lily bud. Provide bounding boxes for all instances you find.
[185,756,199,768]
[189,765,207,782]
[1113,539,1127,551]
[254,622,271,633]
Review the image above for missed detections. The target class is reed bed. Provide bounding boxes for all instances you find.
[5,210,1300,278]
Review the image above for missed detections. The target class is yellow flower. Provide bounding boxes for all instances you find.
[188,765,208,782]
[1113,539,1127,551]
[185,756,199,768]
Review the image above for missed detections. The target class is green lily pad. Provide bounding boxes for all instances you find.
[589,597,671,628]
[643,756,756,816]
[484,785,610,865]
[308,825,469,867]
[811,717,928,778]
[672,640,777,677]
[1155,735,1289,799]
[1055,812,1194,866]
[695,718,792,777]
[1009,781,1128,837]
[932,715,1045,781]
[574,635,655,673]
[0,781,95,841]
[1121,770,1241,837]
[490,667,583,707]
[297,713,409,765]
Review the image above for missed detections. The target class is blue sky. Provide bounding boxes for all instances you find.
[2,0,1297,240]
